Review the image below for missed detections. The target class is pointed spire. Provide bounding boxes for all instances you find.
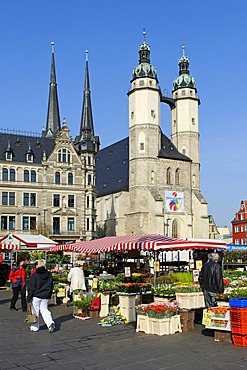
[45,42,61,138]
[173,44,197,91]
[80,50,94,140]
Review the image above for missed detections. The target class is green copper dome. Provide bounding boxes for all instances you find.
[132,33,158,81]
[173,45,196,91]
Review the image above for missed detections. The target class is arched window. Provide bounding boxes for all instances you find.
[55,172,60,184]
[166,168,171,185]
[68,172,73,185]
[10,169,15,181]
[172,219,179,238]
[2,168,8,181]
[31,170,36,182]
[175,168,180,185]
[24,170,29,182]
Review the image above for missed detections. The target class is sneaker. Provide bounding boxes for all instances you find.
[48,323,55,333]
[10,307,18,311]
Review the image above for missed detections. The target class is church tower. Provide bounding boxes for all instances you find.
[44,42,61,138]
[171,46,200,190]
[126,32,162,232]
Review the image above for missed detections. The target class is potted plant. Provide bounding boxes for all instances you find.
[71,295,96,319]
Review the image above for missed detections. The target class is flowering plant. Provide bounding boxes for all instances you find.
[98,279,120,292]
[117,282,151,294]
[152,286,175,297]
[173,283,202,293]
[136,300,179,319]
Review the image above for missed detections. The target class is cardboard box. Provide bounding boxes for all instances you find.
[181,319,195,332]
[214,330,232,344]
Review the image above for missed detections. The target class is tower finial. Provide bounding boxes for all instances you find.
[143,28,146,42]
[85,50,89,62]
[51,41,55,53]
[182,43,185,56]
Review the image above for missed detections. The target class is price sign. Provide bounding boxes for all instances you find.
[202,309,212,326]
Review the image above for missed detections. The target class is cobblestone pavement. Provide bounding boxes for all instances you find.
[1,289,247,370]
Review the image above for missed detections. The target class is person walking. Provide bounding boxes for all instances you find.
[9,259,27,311]
[67,263,86,301]
[199,252,224,309]
[27,259,55,333]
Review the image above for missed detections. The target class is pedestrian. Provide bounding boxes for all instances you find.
[67,263,86,302]
[199,252,224,309]
[27,259,55,333]
[9,259,27,311]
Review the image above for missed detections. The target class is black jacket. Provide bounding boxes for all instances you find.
[199,260,224,294]
[27,267,53,302]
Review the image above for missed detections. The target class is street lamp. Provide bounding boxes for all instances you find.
[165,218,171,236]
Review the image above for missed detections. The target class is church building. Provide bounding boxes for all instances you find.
[95,34,209,238]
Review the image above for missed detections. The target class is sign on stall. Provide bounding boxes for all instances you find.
[124,267,131,278]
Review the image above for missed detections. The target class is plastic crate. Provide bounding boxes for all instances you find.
[229,298,247,308]
[232,334,247,347]
[231,325,247,335]
[230,307,247,323]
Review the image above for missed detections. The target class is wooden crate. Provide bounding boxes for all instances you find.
[214,330,232,344]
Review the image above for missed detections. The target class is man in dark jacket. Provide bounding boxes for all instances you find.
[199,253,224,309]
[27,259,55,332]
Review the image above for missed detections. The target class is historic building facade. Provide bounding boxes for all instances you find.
[95,36,209,238]
[0,46,99,243]
[231,200,247,245]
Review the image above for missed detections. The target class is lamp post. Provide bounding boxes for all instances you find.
[165,218,171,237]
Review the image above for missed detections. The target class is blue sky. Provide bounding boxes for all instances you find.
[1,1,246,230]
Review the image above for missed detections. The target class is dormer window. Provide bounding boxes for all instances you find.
[58,149,71,164]
[6,152,12,161]
[26,153,33,162]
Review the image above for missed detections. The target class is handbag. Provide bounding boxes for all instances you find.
[25,302,37,324]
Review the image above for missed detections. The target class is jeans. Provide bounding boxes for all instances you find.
[203,290,217,309]
[10,285,27,311]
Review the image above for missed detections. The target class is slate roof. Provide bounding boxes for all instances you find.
[0,133,56,164]
[95,137,129,197]
[95,132,191,197]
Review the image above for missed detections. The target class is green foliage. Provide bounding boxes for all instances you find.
[224,251,247,263]
[98,279,120,292]
[224,270,247,279]
[71,295,97,311]
[46,253,70,264]
[172,272,193,284]
[152,286,175,297]
[173,284,201,293]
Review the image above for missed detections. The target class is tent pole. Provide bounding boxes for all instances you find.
[154,250,157,286]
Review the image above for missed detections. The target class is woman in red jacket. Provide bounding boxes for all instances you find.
[9,259,27,311]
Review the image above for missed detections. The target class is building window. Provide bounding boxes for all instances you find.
[2,168,8,181]
[22,216,36,231]
[10,169,15,181]
[235,239,240,245]
[86,218,90,231]
[151,110,155,118]
[241,226,245,232]
[88,175,92,185]
[175,168,180,185]
[55,172,60,184]
[24,170,29,182]
[9,216,15,230]
[1,216,7,230]
[182,90,185,96]
[9,192,15,206]
[31,170,36,182]
[58,149,71,164]
[68,217,74,231]
[6,152,12,161]
[140,142,144,151]
[235,226,239,233]
[68,195,74,208]
[92,218,95,232]
[53,217,60,234]
[87,196,90,208]
[88,157,91,166]
[192,118,195,125]
[166,168,171,185]
[53,194,60,207]
[26,153,33,162]
[68,172,73,185]
[2,192,8,206]
[92,196,95,209]
[131,111,134,119]
[23,193,36,207]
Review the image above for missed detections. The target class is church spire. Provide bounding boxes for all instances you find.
[80,50,94,140]
[45,42,61,138]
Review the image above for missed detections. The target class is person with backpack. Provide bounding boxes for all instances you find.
[9,259,27,311]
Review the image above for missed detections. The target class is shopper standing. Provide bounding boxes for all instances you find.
[68,263,86,300]
[199,253,224,309]
[27,259,55,333]
[9,259,27,311]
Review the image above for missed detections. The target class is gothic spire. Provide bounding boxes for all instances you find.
[80,50,94,140]
[45,42,61,138]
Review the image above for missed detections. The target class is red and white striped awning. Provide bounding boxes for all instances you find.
[0,244,20,251]
[49,234,227,255]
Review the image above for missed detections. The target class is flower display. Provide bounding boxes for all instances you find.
[152,286,175,297]
[136,300,179,319]
[173,283,202,293]
[117,282,152,294]
[98,306,128,326]
[98,279,120,292]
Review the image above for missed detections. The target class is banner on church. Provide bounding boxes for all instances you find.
[165,191,184,213]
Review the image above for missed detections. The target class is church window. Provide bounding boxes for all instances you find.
[140,143,144,151]
[131,111,134,119]
[182,90,185,96]
[2,168,8,181]
[171,219,179,238]
[151,171,154,184]
[139,131,145,152]
[192,118,195,125]
[149,81,153,86]
[55,172,60,184]
[192,174,196,187]
[68,172,73,185]
[175,168,180,185]
[140,80,144,86]
[173,120,176,127]
[24,170,29,182]
[151,110,156,118]
[182,146,187,155]
[166,168,171,185]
